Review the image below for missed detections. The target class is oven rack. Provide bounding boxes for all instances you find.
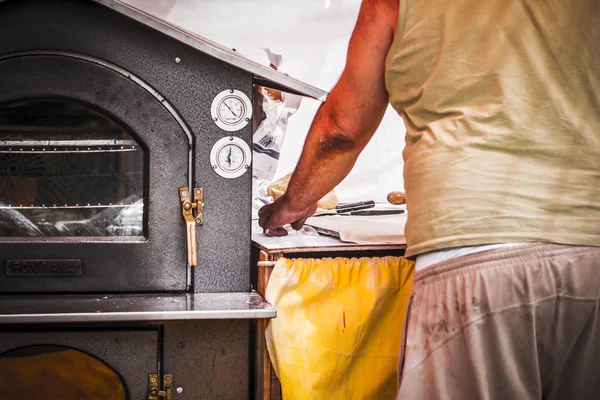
[0,173,143,207]
[0,219,142,237]
[0,139,141,154]
[0,203,137,210]
[0,200,143,237]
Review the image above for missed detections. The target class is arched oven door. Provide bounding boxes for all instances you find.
[0,53,191,293]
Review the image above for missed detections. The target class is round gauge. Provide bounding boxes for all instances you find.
[211,89,252,132]
[210,136,252,179]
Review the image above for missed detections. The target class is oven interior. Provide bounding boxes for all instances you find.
[0,98,146,238]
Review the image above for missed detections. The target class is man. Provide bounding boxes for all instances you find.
[259,0,600,398]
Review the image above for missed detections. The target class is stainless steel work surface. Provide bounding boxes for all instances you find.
[0,292,275,323]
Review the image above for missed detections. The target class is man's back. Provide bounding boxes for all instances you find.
[385,0,600,257]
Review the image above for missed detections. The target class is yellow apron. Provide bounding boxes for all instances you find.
[265,256,414,399]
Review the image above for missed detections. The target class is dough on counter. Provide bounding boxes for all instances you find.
[387,191,406,205]
[267,172,339,210]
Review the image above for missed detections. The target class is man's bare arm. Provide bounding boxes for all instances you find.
[259,0,398,235]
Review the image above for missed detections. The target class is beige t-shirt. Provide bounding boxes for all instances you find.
[385,0,600,258]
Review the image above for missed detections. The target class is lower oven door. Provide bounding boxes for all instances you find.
[0,53,191,292]
[0,328,159,399]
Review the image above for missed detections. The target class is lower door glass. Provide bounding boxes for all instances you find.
[0,345,127,399]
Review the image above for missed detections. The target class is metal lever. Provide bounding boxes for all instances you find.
[179,187,204,268]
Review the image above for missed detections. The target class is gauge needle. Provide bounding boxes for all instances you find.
[227,147,232,164]
[224,102,238,117]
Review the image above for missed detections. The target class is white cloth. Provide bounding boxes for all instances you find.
[415,243,527,272]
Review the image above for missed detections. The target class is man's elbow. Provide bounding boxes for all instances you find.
[318,132,358,154]
[312,100,372,156]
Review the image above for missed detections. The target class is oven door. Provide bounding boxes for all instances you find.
[0,53,190,292]
[0,328,159,399]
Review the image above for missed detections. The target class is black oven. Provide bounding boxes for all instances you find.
[0,0,325,398]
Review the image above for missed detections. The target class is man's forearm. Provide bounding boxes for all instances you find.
[270,0,397,214]
[258,0,398,234]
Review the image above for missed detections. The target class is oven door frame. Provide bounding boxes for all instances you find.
[0,52,193,293]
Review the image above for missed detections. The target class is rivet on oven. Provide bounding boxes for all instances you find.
[165,376,172,381]
[245,165,249,169]
[195,189,201,194]
[182,191,187,196]
[175,57,181,63]
[212,165,217,169]
[229,136,233,141]
[177,387,184,394]
[245,117,250,122]
[213,117,218,121]
[230,89,234,93]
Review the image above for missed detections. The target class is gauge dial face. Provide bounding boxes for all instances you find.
[217,143,245,172]
[211,89,252,132]
[210,136,252,179]
[217,97,245,125]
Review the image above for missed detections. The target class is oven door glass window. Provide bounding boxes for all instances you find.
[0,345,127,399]
[0,99,145,237]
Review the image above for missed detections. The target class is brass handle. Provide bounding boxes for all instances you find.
[179,187,203,268]
[184,207,197,267]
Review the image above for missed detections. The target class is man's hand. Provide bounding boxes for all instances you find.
[258,194,318,237]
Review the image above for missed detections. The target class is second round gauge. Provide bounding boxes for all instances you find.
[210,136,251,179]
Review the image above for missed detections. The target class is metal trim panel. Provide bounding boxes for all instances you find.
[0,292,275,323]
[92,0,328,101]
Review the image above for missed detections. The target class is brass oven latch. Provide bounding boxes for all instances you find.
[147,374,173,400]
[179,187,204,268]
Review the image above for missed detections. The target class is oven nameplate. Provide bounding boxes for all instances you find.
[6,259,83,276]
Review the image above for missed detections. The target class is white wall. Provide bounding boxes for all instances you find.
[124,0,406,202]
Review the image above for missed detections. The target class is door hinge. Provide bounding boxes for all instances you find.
[147,373,173,400]
[179,187,204,268]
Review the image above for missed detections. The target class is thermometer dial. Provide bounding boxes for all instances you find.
[210,136,252,179]
[211,89,252,132]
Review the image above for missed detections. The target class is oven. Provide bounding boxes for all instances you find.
[0,0,326,398]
